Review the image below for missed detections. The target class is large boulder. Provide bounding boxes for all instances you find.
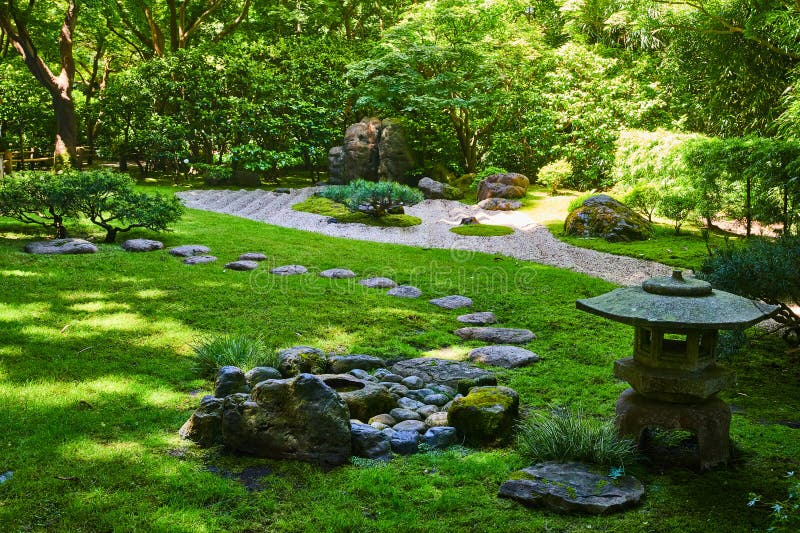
[327,146,346,185]
[564,194,651,242]
[391,358,496,395]
[447,386,519,446]
[378,119,414,182]
[343,117,383,183]
[476,173,529,202]
[221,374,352,466]
[332,118,414,184]
[418,177,463,200]
[179,396,224,447]
[277,346,329,377]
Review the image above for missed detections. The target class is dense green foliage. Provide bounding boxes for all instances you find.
[319,180,423,217]
[0,172,77,237]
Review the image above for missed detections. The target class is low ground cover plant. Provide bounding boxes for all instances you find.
[320,179,423,217]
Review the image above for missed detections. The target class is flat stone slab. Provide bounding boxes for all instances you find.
[225,260,259,271]
[388,285,422,298]
[184,255,217,265]
[24,238,98,255]
[457,312,497,325]
[121,239,163,252]
[430,295,473,309]
[391,358,496,395]
[238,252,267,261]
[498,462,644,515]
[319,268,356,279]
[359,277,397,288]
[169,244,210,257]
[271,265,308,275]
[455,327,536,344]
[469,346,539,368]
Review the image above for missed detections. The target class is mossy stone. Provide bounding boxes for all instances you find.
[447,386,520,447]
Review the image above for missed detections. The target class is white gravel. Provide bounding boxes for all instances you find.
[176,188,673,286]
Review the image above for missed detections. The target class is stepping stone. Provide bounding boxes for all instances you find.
[184,255,217,265]
[271,265,308,275]
[239,252,267,261]
[455,327,536,344]
[387,285,422,298]
[121,239,163,252]
[319,268,356,279]
[468,346,540,368]
[224,260,259,271]
[430,295,473,309]
[169,244,210,257]
[24,238,97,255]
[498,462,645,515]
[359,277,397,288]
[457,312,497,325]
[391,358,496,395]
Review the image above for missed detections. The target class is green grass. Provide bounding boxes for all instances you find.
[292,196,422,227]
[449,224,514,236]
[0,199,797,531]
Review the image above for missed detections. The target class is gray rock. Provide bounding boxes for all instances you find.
[387,285,422,298]
[330,355,386,374]
[378,119,414,182]
[214,366,250,398]
[375,369,403,383]
[244,367,282,388]
[328,146,346,184]
[319,268,356,279]
[455,327,536,344]
[478,198,522,211]
[238,252,267,261]
[397,397,424,410]
[221,374,351,466]
[390,408,423,421]
[391,358,497,395]
[359,277,398,289]
[224,260,259,271]
[418,177,463,200]
[277,346,328,377]
[422,426,458,449]
[498,462,645,515]
[369,414,397,427]
[468,345,540,368]
[371,422,390,431]
[425,412,450,427]
[393,420,427,433]
[169,244,210,257]
[273,188,291,194]
[382,427,398,439]
[424,394,450,407]
[184,255,217,265]
[179,396,224,447]
[386,383,410,397]
[429,295,473,310]
[405,388,435,402]
[457,312,498,325]
[564,194,651,243]
[416,405,439,419]
[24,238,98,255]
[460,216,480,225]
[271,264,308,275]
[476,172,529,201]
[401,375,425,390]
[390,430,420,455]
[348,368,377,381]
[121,238,163,252]
[350,421,392,461]
[344,118,383,183]
[429,384,458,398]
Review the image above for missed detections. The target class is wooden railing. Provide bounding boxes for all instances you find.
[1,147,93,177]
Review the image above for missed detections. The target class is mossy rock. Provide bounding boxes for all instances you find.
[447,386,520,447]
[564,194,651,242]
[277,346,329,377]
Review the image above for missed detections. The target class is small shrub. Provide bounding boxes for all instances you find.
[537,159,573,195]
[191,335,277,379]
[516,407,637,466]
[623,183,662,222]
[194,163,232,186]
[470,166,507,190]
[658,191,696,235]
[0,172,77,237]
[319,179,423,217]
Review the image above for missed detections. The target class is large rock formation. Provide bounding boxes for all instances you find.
[564,194,651,242]
[476,173,529,202]
[328,118,413,184]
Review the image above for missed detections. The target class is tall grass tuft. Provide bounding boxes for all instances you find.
[191,335,278,378]
[516,407,637,466]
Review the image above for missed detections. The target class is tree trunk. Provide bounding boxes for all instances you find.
[53,89,78,164]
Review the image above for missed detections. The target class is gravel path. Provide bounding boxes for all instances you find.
[176,188,673,286]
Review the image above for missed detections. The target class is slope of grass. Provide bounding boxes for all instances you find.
[0,204,797,532]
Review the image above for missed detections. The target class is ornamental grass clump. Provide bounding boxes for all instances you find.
[191,335,277,378]
[320,179,423,217]
[516,407,637,466]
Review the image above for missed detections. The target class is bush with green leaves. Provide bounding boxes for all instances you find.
[537,158,573,195]
[0,172,77,238]
[623,183,662,222]
[516,407,637,466]
[191,335,278,379]
[658,191,696,235]
[698,237,800,332]
[319,179,424,217]
[470,166,507,190]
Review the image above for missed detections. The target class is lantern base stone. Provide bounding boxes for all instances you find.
[614,357,735,403]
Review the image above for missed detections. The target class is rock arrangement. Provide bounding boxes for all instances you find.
[418,177,463,200]
[476,173,529,203]
[564,194,651,242]
[328,117,414,184]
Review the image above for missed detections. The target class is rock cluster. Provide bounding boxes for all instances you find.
[328,117,413,184]
[418,177,463,200]
[476,173,529,202]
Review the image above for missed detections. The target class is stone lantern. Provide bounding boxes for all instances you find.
[576,270,777,469]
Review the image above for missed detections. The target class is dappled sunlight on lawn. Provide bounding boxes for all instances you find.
[134,289,169,300]
[0,269,40,277]
[69,301,131,313]
[0,301,51,321]
[421,345,470,361]
[60,291,109,302]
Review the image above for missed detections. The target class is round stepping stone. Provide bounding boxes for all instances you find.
[457,312,497,325]
[387,285,422,298]
[24,238,97,255]
[184,255,217,265]
[430,295,473,309]
[468,345,540,368]
[238,252,267,261]
[455,327,536,344]
[271,265,308,275]
[359,277,397,288]
[169,244,210,257]
[319,268,356,279]
[121,239,163,252]
[224,260,259,271]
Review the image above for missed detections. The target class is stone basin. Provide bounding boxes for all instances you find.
[318,374,396,421]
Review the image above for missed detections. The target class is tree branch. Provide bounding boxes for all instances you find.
[214,0,251,43]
